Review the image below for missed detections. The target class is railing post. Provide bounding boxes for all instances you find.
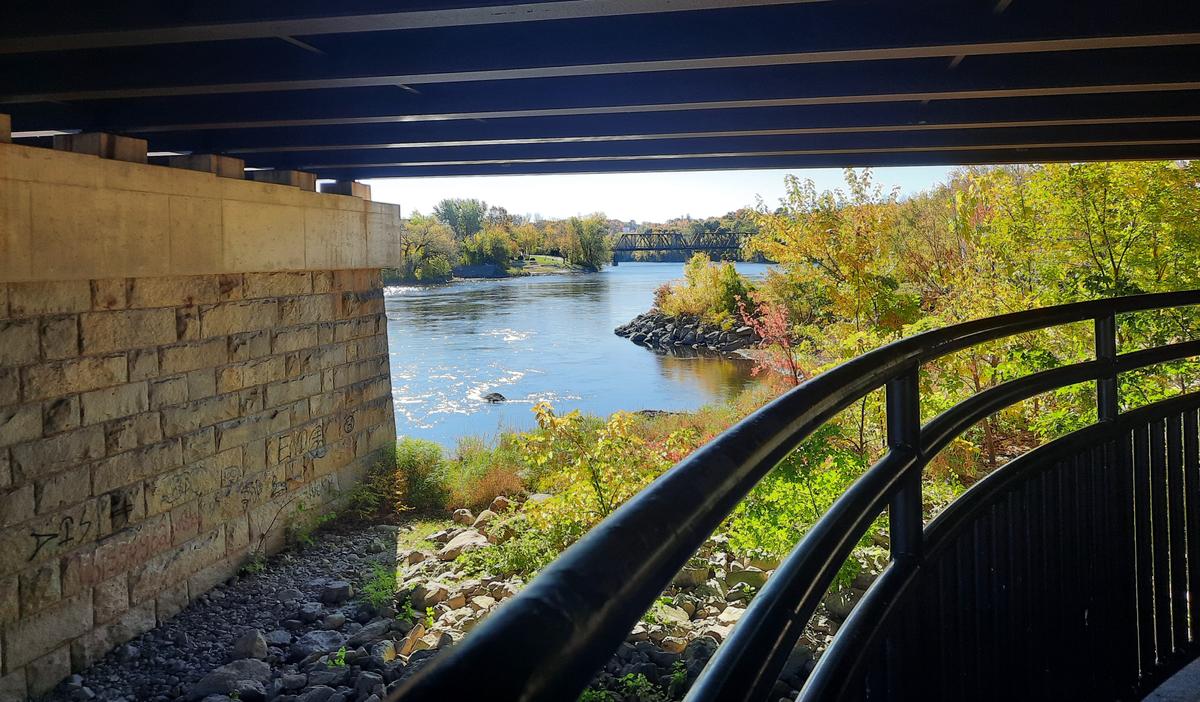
[887,368,922,561]
[1095,313,1118,421]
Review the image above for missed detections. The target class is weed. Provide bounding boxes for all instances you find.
[361,563,398,609]
[327,646,347,668]
[239,551,267,576]
[425,606,435,629]
[398,599,418,623]
[618,673,667,702]
[577,689,614,702]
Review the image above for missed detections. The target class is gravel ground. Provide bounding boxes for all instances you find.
[47,522,406,702]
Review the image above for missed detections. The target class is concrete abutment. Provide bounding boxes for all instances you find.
[0,134,399,699]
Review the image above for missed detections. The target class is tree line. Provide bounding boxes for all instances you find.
[386,198,614,283]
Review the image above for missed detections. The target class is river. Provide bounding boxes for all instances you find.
[385,262,772,446]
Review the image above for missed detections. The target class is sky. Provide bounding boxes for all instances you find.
[364,166,953,223]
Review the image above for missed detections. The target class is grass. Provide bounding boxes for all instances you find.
[395,517,454,552]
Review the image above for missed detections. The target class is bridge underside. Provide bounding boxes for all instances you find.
[3,1,1200,179]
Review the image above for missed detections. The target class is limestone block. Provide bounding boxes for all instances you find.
[0,482,34,527]
[160,394,239,437]
[81,308,176,354]
[0,317,39,367]
[238,356,286,388]
[80,382,148,425]
[186,369,216,400]
[159,338,228,374]
[97,483,145,536]
[0,403,41,447]
[155,580,189,621]
[148,376,188,409]
[18,562,62,616]
[41,396,79,436]
[34,464,91,515]
[168,154,245,179]
[265,373,322,409]
[0,669,24,701]
[91,514,172,583]
[128,347,161,381]
[169,499,202,546]
[90,279,130,310]
[91,438,182,494]
[93,574,130,624]
[0,500,99,577]
[199,299,279,336]
[279,294,335,326]
[0,573,16,624]
[26,644,71,697]
[70,601,155,670]
[180,427,216,463]
[218,273,244,301]
[53,132,147,164]
[21,355,127,400]
[8,280,91,317]
[10,426,105,480]
[129,527,225,601]
[228,330,270,362]
[128,275,220,309]
[1,593,92,669]
[144,459,224,516]
[39,314,80,360]
[243,272,313,299]
[104,412,164,454]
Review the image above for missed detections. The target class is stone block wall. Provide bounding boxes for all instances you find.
[0,138,400,699]
[0,270,395,697]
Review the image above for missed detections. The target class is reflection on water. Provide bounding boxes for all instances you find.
[386,263,771,446]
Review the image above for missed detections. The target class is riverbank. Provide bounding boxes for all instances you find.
[615,309,760,355]
[44,504,831,702]
[385,256,588,286]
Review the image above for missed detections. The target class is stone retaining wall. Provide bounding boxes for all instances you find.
[0,138,399,700]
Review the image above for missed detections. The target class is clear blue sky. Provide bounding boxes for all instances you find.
[365,166,953,223]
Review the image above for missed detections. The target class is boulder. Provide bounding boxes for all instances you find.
[186,659,271,701]
[398,623,427,657]
[231,629,268,660]
[673,564,710,588]
[437,530,490,561]
[321,580,353,604]
[717,606,745,625]
[410,582,449,609]
[725,566,767,590]
[451,508,474,526]
[471,510,497,529]
[490,495,513,512]
[348,618,392,647]
[289,630,346,661]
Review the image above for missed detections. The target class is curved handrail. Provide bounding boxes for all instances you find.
[392,289,1200,702]
[799,389,1200,701]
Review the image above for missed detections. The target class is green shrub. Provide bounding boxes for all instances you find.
[396,438,449,511]
[361,562,398,608]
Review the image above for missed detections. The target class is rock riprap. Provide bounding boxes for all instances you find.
[615,311,760,355]
[45,508,865,702]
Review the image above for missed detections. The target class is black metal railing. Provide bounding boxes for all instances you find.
[392,290,1200,702]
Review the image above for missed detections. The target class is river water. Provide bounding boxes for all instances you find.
[385,262,772,446]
